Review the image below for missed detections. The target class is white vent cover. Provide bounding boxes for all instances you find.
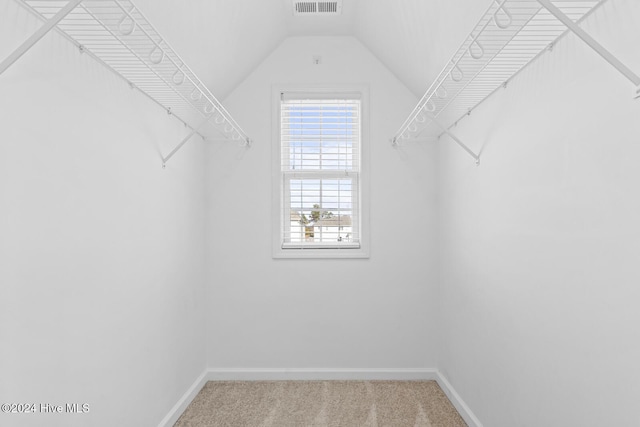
[293,1,342,15]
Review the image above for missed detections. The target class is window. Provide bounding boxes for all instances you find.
[272,87,369,258]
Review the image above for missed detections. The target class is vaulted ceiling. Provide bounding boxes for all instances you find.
[132,0,490,101]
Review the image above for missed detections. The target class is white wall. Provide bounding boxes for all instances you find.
[437,1,640,426]
[206,36,439,370]
[0,1,207,426]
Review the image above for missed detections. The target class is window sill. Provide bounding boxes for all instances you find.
[282,242,360,250]
[273,245,370,259]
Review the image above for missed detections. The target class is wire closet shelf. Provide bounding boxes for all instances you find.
[392,0,612,149]
[16,0,250,146]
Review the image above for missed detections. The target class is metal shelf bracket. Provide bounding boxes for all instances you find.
[537,0,640,92]
[161,129,198,169]
[161,119,251,168]
[0,0,83,75]
[162,118,210,168]
[429,114,480,165]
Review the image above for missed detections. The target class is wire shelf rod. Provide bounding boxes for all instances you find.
[391,0,636,152]
[12,0,251,146]
[434,0,625,138]
[106,0,250,141]
[410,2,544,141]
[76,2,211,127]
[392,0,532,143]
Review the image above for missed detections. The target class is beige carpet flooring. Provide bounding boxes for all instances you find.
[174,380,467,427]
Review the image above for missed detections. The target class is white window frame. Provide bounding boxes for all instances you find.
[272,85,370,259]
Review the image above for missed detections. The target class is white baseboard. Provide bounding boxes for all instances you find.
[434,371,483,427]
[159,368,482,427]
[206,368,438,381]
[157,370,208,427]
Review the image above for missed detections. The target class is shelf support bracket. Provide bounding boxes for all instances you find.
[537,0,640,94]
[0,0,83,76]
[429,114,480,165]
[162,119,209,168]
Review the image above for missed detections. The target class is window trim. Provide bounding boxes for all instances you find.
[272,84,370,259]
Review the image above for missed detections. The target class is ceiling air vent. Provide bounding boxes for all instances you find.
[293,1,342,15]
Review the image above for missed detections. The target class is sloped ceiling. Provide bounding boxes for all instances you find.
[133,0,288,100]
[131,0,490,100]
[354,0,488,97]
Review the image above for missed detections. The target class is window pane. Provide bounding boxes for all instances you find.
[286,178,355,244]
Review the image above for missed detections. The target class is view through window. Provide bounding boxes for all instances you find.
[280,94,361,249]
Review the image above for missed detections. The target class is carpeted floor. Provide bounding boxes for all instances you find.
[174,380,467,427]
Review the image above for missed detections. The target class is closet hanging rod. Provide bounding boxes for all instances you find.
[2,0,252,164]
[392,0,639,162]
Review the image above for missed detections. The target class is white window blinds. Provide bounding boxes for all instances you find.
[280,94,361,248]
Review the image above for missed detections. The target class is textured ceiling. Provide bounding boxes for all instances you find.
[354,0,488,96]
[285,0,361,36]
[131,0,491,100]
[133,0,288,100]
